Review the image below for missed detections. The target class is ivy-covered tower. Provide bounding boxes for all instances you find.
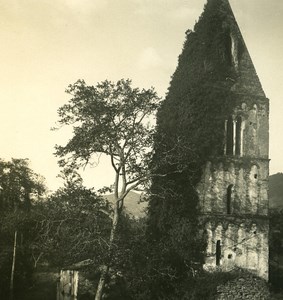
[150,0,269,280]
[195,0,269,280]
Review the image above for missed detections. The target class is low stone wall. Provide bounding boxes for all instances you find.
[216,274,270,300]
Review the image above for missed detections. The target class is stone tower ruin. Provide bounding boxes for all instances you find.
[150,0,269,281]
[195,0,269,279]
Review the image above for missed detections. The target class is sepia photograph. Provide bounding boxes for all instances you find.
[0,0,283,299]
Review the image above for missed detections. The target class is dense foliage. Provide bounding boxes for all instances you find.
[0,158,46,212]
[269,209,283,293]
[0,158,46,299]
[105,217,247,300]
[31,171,112,268]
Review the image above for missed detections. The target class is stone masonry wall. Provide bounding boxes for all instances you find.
[198,159,268,215]
[203,218,269,279]
[232,99,269,159]
[197,99,269,279]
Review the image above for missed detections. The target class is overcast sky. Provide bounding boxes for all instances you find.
[0,0,282,191]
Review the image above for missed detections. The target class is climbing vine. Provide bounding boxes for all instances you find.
[146,1,242,297]
[148,0,239,235]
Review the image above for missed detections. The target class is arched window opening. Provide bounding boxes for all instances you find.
[225,33,233,66]
[250,165,258,181]
[227,184,233,214]
[226,116,234,155]
[235,116,242,155]
[216,240,221,266]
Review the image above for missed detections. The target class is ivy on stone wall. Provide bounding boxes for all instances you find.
[147,2,243,296]
[148,0,238,235]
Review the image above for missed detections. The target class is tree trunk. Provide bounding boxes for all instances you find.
[95,205,119,300]
[94,265,109,300]
[10,230,17,300]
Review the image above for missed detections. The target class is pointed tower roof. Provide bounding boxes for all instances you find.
[217,0,265,97]
[156,0,268,165]
[166,0,265,100]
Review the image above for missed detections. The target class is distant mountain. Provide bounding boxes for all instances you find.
[269,173,283,209]
[104,191,147,219]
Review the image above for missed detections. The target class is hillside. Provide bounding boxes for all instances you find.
[269,173,283,209]
[104,191,147,219]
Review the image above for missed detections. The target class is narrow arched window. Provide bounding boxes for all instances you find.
[226,116,234,155]
[227,184,233,214]
[235,116,242,155]
[225,33,233,66]
[216,240,221,266]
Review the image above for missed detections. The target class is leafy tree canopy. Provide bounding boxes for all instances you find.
[0,158,46,298]
[30,170,112,268]
[0,158,46,213]
[55,79,160,195]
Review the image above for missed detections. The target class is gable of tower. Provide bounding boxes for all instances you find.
[206,0,266,97]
